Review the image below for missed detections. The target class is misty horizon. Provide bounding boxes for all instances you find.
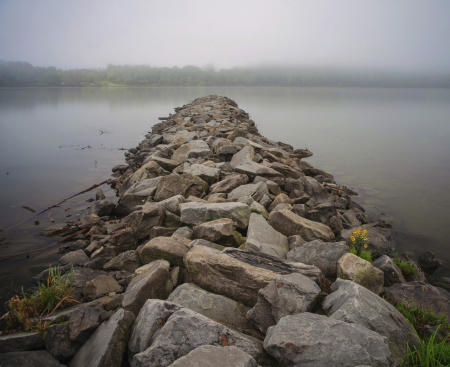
[1,0,449,74]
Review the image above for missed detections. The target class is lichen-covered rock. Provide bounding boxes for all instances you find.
[269,209,335,241]
[70,308,135,367]
[263,313,392,367]
[323,279,419,363]
[287,239,348,277]
[337,253,384,294]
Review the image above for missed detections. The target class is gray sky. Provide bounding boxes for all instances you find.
[0,0,449,72]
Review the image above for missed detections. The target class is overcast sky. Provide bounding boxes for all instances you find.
[0,0,449,72]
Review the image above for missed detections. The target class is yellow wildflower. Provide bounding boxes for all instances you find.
[364,244,368,249]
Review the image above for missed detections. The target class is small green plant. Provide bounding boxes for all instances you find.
[394,257,418,277]
[396,303,449,339]
[402,327,450,367]
[348,227,372,262]
[8,266,76,331]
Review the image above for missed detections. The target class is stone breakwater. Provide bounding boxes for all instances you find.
[0,95,449,366]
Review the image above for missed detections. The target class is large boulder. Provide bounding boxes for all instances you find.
[247,273,321,334]
[122,260,173,315]
[384,281,450,318]
[209,174,249,194]
[70,308,135,367]
[167,345,258,367]
[269,209,335,241]
[129,303,263,367]
[286,239,348,277]
[0,350,65,367]
[171,140,211,162]
[127,202,165,240]
[180,202,251,229]
[154,174,208,202]
[184,245,323,306]
[337,253,384,294]
[263,313,392,367]
[246,213,289,258]
[167,283,254,336]
[119,177,162,211]
[323,279,420,363]
[138,236,191,267]
[373,255,406,286]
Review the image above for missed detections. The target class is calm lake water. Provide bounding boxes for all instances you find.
[0,86,449,301]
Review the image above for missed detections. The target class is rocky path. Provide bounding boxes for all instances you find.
[0,96,448,366]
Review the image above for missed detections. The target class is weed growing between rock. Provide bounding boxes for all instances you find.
[7,266,77,331]
[349,227,372,262]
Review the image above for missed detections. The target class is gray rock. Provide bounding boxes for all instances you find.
[154,174,208,202]
[122,260,173,315]
[180,202,251,229]
[0,350,65,367]
[167,283,254,336]
[68,305,102,343]
[246,213,289,258]
[59,249,89,266]
[171,140,211,162]
[247,273,321,334]
[230,145,255,168]
[94,200,115,217]
[234,160,282,177]
[44,323,79,362]
[287,240,348,278]
[373,255,405,286]
[228,182,269,202]
[288,235,306,250]
[103,250,140,273]
[70,308,135,367]
[0,332,44,353]
[128,300,181,357]
[127,202,165,240]
[82,274,122,301]
[323,279,420,364]
[120,177,162,210]
[337,253,384,294]
[184,245,323,306]
[188,239,226,251]
[263,313,391,367]
[429,265,450,292]
[269,209,335,241]
[384,281,450,317]
[138,236,191,267]
[168,345,258,367]
[183,164,220,184]
[172,226,193,239]
[209,174,249,194]
[192,218,235,242]
[158,194,185,215]
[152,156,180,171]
[130,307,263,367]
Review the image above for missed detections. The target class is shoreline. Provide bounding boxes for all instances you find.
[0,95,448,365]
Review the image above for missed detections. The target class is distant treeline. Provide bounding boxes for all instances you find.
[1,60,449,88]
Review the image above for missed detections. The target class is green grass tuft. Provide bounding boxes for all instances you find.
[349,246,373,262]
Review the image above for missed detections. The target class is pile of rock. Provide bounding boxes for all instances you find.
[1,96,448,367]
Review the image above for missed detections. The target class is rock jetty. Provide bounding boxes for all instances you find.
[1,96,449,366]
